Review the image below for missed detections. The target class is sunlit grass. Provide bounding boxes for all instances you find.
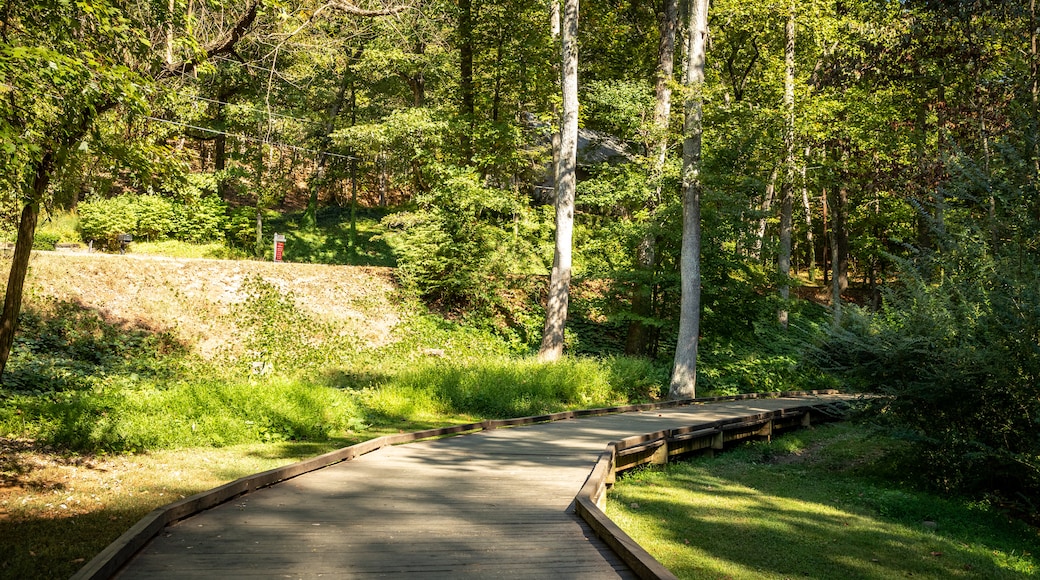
[129,240,250,259]
[607,423,1039,579]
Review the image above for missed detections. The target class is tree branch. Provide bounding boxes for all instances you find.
[160,0,262,79]
[326,1,408,17]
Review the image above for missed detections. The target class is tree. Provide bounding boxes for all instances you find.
[538,0,580,361]
[668,0,710,399]
[0,0,155,378]
[625,0,679,357]
[777,0,795,328]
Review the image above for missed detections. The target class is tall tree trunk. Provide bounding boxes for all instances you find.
[0,150,55,378]
[348,62,359,250]
[754,166,778,262]
[801,145,814,282]
[626,0,678,357]
[537,0,579,362]
[1032,0,1039,180]
[215,100,228,199]
[668,0,709,399]
[778,1,795,328]
[821,185,829,287]
[828,161,849,327]
[459,0,475,161]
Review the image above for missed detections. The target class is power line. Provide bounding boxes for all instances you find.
[182,93,323,126]
[144,116,356,160]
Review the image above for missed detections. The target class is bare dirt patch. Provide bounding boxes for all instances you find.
[17,252,403,358]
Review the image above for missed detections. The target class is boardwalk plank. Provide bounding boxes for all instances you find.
[107,394,851,579]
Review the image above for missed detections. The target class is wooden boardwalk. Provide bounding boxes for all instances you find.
[103,394,850,579]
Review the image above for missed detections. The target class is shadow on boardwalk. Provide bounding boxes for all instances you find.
[102,395,853,579]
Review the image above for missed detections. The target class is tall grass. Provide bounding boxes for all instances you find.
[1,378,366,451]
[359,356,664,422]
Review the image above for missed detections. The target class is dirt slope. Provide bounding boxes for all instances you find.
[16,250,402,357]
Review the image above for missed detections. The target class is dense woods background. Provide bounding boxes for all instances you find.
[3,0,1039,516]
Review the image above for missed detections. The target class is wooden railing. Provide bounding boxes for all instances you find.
[574,400,850,580]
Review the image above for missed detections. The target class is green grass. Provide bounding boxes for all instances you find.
[265,206,395,267]
[607,423,1039,579]
[129,240,249,259]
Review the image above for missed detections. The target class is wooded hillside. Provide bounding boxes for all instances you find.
[3,0,1039,511]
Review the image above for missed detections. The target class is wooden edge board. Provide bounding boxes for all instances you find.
[575,449,679,580]
[72,391,844,580]
[575,401,847,580]
[616,430,671,450]
[666,426,721,443]
[616,440,666,459]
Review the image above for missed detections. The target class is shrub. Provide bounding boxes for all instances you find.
[132,195,176,241]
[78,196,136,250]
[379,169,540,312]
[77,193,228,249]
[172,194,228,243]
[32,230,60,250]
[816,242,1040,505]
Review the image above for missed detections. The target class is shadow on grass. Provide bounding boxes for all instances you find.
[631,480,1033,578]
[611,429,1039,579]
[0,486,208,580]
[265,206,395,267]
[4,298,189,393]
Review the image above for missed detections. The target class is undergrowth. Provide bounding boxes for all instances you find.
[0,277,668,452]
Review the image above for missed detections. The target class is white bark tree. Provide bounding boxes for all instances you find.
[778,0,795,328]
[538,0,579,361]
[668,0,710,399]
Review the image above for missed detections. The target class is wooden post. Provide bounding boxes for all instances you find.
[650,441,669,466]
[759,419,773,442]
[711,430,724,451]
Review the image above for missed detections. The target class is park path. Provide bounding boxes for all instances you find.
[112,394,849,579]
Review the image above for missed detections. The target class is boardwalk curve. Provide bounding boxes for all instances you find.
[75,391,853,579]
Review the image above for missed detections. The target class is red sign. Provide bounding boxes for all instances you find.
[273,234,286,262]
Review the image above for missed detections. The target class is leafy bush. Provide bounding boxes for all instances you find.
[132,195,175,240]
[223,276,361,374]
[78,196,136,250]
[380,169,543,312]
[32,230,60,250]
[173,194,228,243]
[816,240,1040,505]
[77,193,229,250]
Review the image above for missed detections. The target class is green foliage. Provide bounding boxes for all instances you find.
[33,210,81,246]
[77,196,136,249]
[78,193,228,250]
[817,236,1040,505]
[0,377,365,452]
[31,230,60,250]
[380,169,546,311]
[5,297,186,393]
[224,276,361,375]
[261,206,396,267]
[363,356,647,421]
[130,240,248,260]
